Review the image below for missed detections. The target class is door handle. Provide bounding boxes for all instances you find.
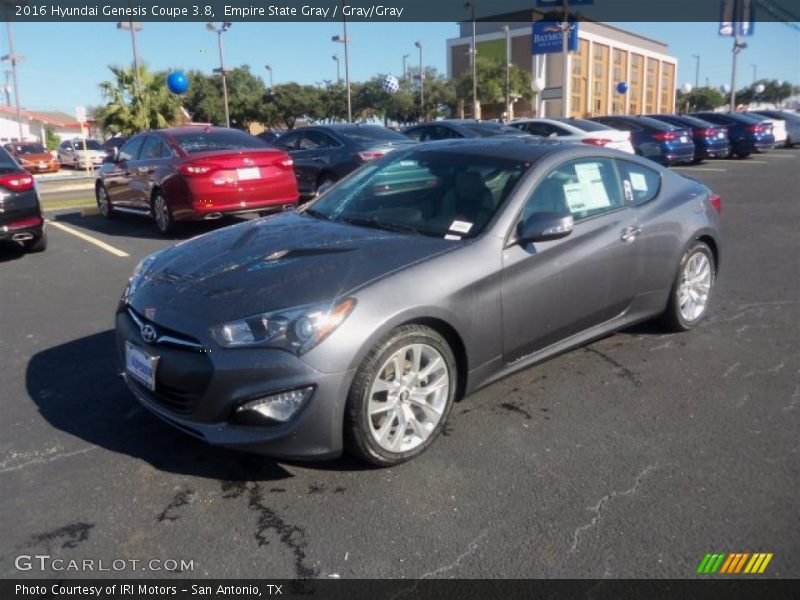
[620,226,642,242]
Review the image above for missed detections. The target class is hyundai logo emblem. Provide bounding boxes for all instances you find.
[140,324,158,344]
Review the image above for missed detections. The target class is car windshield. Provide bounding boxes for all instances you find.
[462,123,518,136]
[333,126,410,143]
[556,118,613,132]
[15,143,46,154]
[76,140,103,151]
[172,130,268,153]
[305,149,531,239]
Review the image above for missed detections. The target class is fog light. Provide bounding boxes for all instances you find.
[234,387,314,423]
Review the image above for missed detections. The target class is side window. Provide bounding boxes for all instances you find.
[300,130,337,149]
[435,126,460,140]
[404,128,424,141]
[616,159,660,206]
[274,132,301,151]
[522,122,553,137]
[522,158,624,222]
[140,136,166,160]
[119,136,144,161]
[160,141,174,159]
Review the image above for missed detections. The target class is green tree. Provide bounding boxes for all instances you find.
[44,126,59,151]
[96,64,182,135]
[677,86,726,112]
[734,79,795,106]
[182,66,268,129]
[266,83,322,129]
[455,56,531,116]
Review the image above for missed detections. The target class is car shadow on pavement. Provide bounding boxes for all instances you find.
[51,210,247,242]
[24,329,370,482]
[0,242,26,262]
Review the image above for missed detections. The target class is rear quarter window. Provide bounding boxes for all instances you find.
[616,159,661,206]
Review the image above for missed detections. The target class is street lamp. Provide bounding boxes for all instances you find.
[691,54,700,89]
[207,21,232,128]
[729,36,747,111]
[751,63,757,84]
[503,25,511,120]
[264,64,274,91]
[464,2,477,118]
[332,54,340,84]
[1,21,23,140]
[331,27,351,122]
[415,41,424,121]
[402,54,409,81]
[117,20,142,96]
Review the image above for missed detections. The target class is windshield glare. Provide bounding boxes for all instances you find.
[336,126,410,143]
[306,150,530,239]
[173,130,268,153]
[75,140,103,151]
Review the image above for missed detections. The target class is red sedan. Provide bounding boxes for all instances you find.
[95,126,299,234]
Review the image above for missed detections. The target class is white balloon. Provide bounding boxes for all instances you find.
[382,75,400,95]
[681,83,693,94]
[755,83,765,94]
[531,77,545,92]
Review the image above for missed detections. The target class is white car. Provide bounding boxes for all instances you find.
[745,114,787,146]
[57,139,107,169]
[509,117,635,154]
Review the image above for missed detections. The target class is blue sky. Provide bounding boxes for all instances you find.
[2,21,798,114]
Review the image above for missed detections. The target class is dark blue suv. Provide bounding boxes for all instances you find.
[690,112,775,158]
[646,114,731,162]
[590,115,695,166]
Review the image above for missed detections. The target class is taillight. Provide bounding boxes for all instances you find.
[276,157,293,168]
[356,151,384,161]
[6,215,42,229]
[745,124,763,134]
[179,163,214,176]
[709,193,722,214]
[652,131,678,141]
[581,137,610,146]
[700,128,718,137]
[0,173,34,191]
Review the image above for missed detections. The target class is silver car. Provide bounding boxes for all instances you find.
[116,138,722,466]
[57,138,106,169]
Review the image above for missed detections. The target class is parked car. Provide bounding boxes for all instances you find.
[0,144,46,252]
[58,138,107,169]
[690,112,775,158]
[117,137,721,465]
[751,109,800,147]
[508,117,635,153]
[590,115,695,165]
[4,141,59,173]
[740,112,786,147]
[273,124,416,199]
[102,136,129,158]
[646,114,731,162]
[95,126,299,234]
[402,119,528,142]
[256,130,281,144]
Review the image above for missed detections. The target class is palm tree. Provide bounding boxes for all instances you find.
[97,64,182,136]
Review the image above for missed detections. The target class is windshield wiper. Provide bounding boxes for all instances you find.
[335,216,423,235]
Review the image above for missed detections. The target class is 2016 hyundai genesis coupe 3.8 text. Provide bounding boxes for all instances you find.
[116,138,721,466]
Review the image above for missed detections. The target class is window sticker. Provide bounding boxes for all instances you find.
[623,179,634,203]
[563,182,588,213]
[449,220,473,234]
[629,172,648,191]
[444,234,462,241]
[573,162,611,210]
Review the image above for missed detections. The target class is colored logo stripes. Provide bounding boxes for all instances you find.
[697,552,773,574]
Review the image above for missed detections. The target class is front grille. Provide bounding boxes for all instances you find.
[127,307,205,351]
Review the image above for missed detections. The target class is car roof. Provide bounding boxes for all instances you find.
[400,136,577,161]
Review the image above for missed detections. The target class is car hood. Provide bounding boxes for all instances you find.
[131,211,456,323]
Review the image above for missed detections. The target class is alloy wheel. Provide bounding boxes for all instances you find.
[677,252,712,322]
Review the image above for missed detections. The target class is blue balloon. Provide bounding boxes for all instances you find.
[616,81,628,94]
[166,71,189,95]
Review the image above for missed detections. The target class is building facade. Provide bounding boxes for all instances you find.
[0,105,83,144]
[447,20,677,119]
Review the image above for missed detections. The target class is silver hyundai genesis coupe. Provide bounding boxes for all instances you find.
[116,138,721,466]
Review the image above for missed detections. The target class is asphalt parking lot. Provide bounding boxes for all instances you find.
[1,149,798,580]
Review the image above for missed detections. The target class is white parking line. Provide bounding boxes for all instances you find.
[47,220,130,257]
[762,154,796,159]
[674,167,728,172]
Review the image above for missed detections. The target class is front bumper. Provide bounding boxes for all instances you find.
[116,309,354,460]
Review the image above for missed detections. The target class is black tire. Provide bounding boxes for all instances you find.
[25,228,47,253]
[344,324,457,467]
[151,191,175,235]
[660,241,715,332]
[734,150,750,159]
[96,184,114,219]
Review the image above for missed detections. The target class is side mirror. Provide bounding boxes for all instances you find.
[516,211,574,244]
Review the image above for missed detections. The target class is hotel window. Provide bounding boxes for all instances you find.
[629,53,643,115]
[660,62,675,113]
[570,39,589,117]
[611,48,627,114]
[592,43,609,116]
[645,57,659,114]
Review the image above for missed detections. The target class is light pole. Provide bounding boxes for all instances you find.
[2,21,24,140]
[332,54,340,84]
[691,54,700,89]
[560,0,572,118]
[503,25,511,120]
[264,64,274,91]
[751,63,757,84]
[116,20,142,96]
[464,2,477,118]
[415,41,424,121]
[207,21,232,128]
[331,12,351,122]
[729,35,747,111]
[402,54,409,81]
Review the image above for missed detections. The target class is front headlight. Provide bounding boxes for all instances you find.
[211,298,356,355]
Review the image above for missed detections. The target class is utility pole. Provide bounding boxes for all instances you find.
[332,54,340,84]
[464,2,477,118]
[504,25,511,120]
[561,0,571,118]
[2,21,24,140]
[116,19,142,96]
[402,54,409,81]
[331,3,351,122]
[692,54,700,89]
[264,64,274,91]
[415,41,424,121]
[730,33,747,111]
[751,63,757,83]
[3,70,11,106]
